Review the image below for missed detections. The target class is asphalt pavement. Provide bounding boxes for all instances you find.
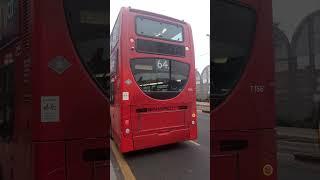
[278,152,320,180]
[278,129,320,179]
[110,104,320,180]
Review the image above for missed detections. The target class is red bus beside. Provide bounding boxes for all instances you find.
[212,0,277,179]
[0,0,109,179]
[110,7,197,153]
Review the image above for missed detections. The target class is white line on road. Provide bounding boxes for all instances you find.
[188,140,201,146]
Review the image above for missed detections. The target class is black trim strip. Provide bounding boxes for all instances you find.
[83,148,109,162]
[136,39,186,57]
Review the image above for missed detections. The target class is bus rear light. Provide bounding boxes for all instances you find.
[185,46,189,51]
[192,120,195,125]
[192,113,196,118]
[130,38,135,43]
[131,46,135,51]
[125,128,130,134]
[124,120,129,126]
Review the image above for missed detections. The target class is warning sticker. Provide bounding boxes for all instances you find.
[122,92,129,101]
[41,96,59,122]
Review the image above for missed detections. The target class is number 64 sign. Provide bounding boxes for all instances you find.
[156,59,169,71]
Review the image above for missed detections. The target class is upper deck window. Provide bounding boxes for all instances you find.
[136,17,184,42]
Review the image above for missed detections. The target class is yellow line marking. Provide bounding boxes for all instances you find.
[188,140,200,146]
[111,140,136,180]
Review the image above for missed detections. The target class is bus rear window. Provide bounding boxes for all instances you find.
[136,17,184,42]
[130,58,189,100]
[64,0,109,96]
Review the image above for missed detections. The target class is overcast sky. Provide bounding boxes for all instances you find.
[273,0,320,41]
[110,0,210,73]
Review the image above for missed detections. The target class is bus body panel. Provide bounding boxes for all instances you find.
[111,7,197,153]
[32,0,109,141]
[32,142,66,180]
[0,0,109,179]
[66,138,109,180]
[212,0,276,179]
[212,154,238,180]
[212,0,275,131]
[212,130,277,180]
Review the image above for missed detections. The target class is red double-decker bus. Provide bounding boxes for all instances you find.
[110,7,197,153]
[212,0,277,179]
[0,0,109,179]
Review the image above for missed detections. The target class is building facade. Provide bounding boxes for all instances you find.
[273,0,320,127]
[196,65,210,101]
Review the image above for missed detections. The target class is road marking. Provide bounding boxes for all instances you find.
[110,140,136,180]
[188,140,200,146]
